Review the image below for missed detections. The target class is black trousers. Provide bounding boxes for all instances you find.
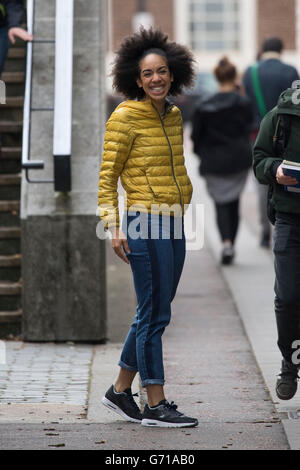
[0,27,8,77]
[214,199,239,244]
[274,216,300,363]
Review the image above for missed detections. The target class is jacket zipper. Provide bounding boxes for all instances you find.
[152,103,183,210]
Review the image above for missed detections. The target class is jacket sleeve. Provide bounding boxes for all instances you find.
[5,0,24,29]
[98,110,134,229]
[253,110,282,185]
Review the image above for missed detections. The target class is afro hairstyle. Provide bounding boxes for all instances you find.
[111,27,196,99]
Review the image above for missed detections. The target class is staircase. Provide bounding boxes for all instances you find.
[0,43,26,338]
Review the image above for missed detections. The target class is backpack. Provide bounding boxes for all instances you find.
[251,65,297,225]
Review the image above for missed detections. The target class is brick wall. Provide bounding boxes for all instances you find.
[257,0,296,50]
[111,0,174,51]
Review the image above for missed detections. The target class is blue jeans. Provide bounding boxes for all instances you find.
[274,215,300,363]
[0,27,9,77]
[119,212,186,387]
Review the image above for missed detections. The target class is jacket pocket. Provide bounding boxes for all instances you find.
[145,170,160,198]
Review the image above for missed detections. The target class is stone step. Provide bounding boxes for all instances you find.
[0,310,22,322]
[0,147,22,159]
[0,96,24,108]
[0,158,21,174]
[0,281,21,296]
[7,48,26,59]
[1,71,25,83]
[0,294,21,311]
[0,148,22,173]
[0,239,20,256]
[0,310,22,338]
[0,189,21,202]
[0,201,20,212]
[0,121,22,133]
[0,227,20,240]
[0,228,21,256]
[0,201,20,227]
[0,254,21,267]
[0,255,21,282]
[1,132,22,148]
[0,282,21,311]
[0,174,21,185]
[0,308,22,338]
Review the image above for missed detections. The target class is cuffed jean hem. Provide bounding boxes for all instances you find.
[118,360,138,373]
[141,379,165,387]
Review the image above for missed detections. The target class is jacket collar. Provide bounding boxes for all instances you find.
[136,98,174,116]
[261,51,281,61]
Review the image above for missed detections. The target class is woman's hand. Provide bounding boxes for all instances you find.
[276,164,298,186]
[8,27,33,45]
[108,227,131,264]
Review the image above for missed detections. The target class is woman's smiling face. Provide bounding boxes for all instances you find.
[136,53,173,110]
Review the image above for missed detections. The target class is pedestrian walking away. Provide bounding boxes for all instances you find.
[243,36,299,248]
[191,56,253,265]
[98,27,198,428]
[0,0,33,154]
[0,0,33,77]
[253,87,300,401]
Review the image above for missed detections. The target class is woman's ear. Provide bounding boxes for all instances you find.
[171,74,174,83]
[136,77,143,88]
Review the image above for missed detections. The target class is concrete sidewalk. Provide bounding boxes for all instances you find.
[0,132,297,449]
[0,243,289,449]
[0,193,290,450]
[184,130,300,450]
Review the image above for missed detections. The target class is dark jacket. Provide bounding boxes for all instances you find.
[253,88,300,215]
[0,0,24,29]
[243,58,299,130]
[191,91,253,176]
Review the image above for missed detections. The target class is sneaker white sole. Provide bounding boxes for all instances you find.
[102,396,141,423]
[141,418,198,428]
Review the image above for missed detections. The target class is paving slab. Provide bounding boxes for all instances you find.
[0,422,288,450]
[0,341,93,423]
[0,404,86,423]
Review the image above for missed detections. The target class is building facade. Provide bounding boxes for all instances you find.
[107,0,300,81]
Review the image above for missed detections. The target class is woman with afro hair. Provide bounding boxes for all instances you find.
[98,27,198,428]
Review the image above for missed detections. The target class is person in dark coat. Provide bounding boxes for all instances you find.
[243,37,299,248]
[192,57,253,265]
[0,0,33,76]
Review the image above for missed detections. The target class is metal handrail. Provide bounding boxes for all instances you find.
[22,0,74,188]
[22,0,52,182]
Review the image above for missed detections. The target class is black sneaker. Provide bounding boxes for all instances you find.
[276,360,299,400]
[102,385,142,423]
[141,400,198,428]
[221,246,235,265]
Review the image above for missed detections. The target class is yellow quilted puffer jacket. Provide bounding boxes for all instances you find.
[98,99,193,228]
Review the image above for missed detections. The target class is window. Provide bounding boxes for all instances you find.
[189,0,241,52]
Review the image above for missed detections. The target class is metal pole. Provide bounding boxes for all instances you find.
[53,0,73,192]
